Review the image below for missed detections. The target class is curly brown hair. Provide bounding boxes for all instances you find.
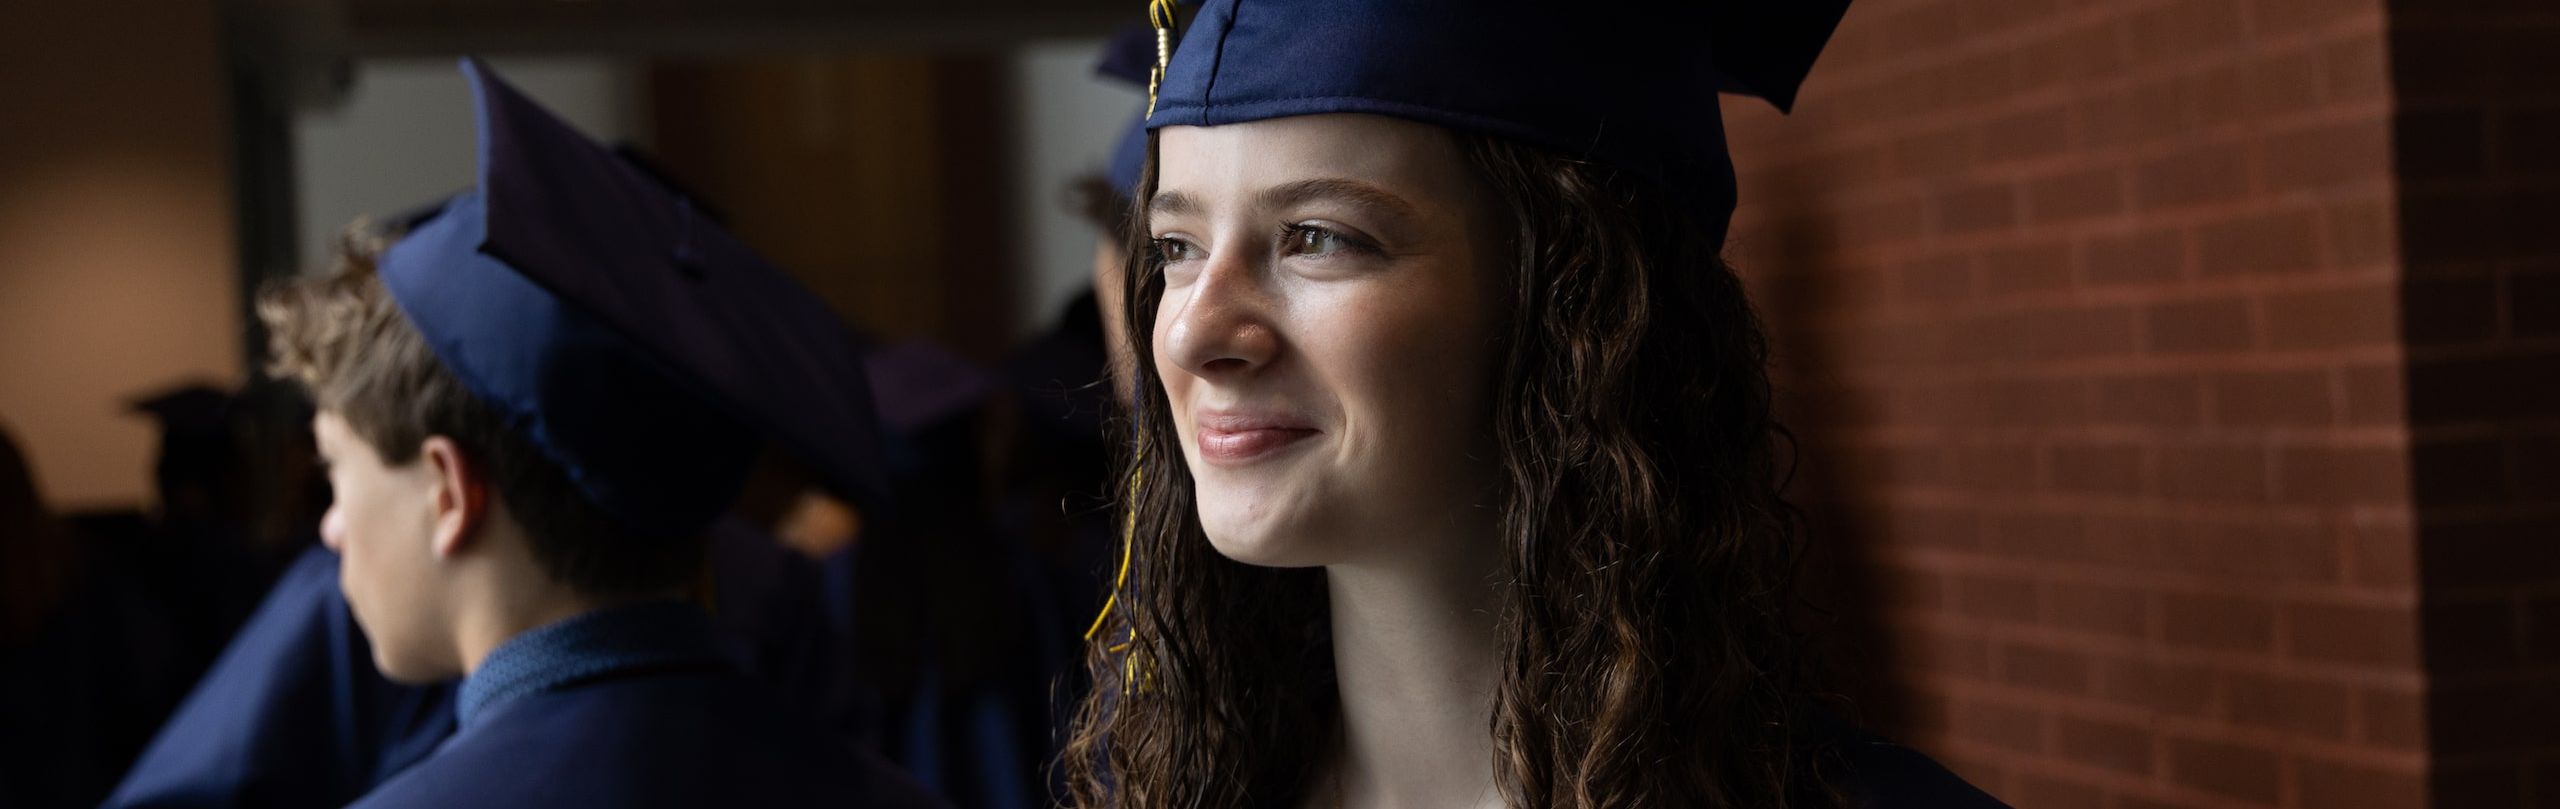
[1059,130,1838,808]
[258,221,708,598]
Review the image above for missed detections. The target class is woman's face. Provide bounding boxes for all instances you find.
[1149,113,1504,568]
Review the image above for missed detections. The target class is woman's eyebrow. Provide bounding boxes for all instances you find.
[1260,178,1419,222]
[1146,179,1420,225]
[1147,190,1201,220]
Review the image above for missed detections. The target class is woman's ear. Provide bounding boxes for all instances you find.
[419,436,489,559]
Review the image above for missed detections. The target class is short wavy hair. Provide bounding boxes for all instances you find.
[258,221,705,597]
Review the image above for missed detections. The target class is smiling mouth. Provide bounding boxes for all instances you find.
[1197,426,1321,466]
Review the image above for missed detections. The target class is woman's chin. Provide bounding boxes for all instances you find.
[1199,513,1333,569]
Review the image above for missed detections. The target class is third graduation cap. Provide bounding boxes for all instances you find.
[378,58,885,537]
[1146,0,1853,245]
[1097,24,1157,200]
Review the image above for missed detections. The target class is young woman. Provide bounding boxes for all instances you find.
[1063,1,2009,807]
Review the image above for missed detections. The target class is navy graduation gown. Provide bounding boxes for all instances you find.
[106,520,858,809]
[100,544,453,809]
[347,601,943,809]
[1826,723,2010,808]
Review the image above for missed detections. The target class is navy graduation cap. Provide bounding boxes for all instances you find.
[1145,0,1852,244]
[861,339,998,437]
[1098,24,1157,200]
[1106,109,1150,202]
[377,58,884,538]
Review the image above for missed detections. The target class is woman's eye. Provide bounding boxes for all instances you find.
[1151,237,1199,265]
[1282,224,1344,257]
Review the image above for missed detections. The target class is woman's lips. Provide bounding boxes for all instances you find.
[1194,411,1320,466]
[1198,426,1320,465]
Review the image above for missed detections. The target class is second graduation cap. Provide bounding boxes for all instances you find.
[377,58,886,538]
[1097,24,1157,201]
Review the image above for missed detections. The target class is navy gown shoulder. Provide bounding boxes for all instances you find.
[101,544,453,809]
[1824,724,2010,809]
[106,522,859,808]
[348,657,943,808]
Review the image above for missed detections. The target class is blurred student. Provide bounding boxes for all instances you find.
[230,58,935,809]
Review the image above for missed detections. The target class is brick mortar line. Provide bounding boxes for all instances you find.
[1880,620,2426,687]
[1841,473,2416,506]
[1869,549,2420,606]
[2409,502,2560,521]
[1909,679,2433,766]
[2396,175,2560,195]
[2388,11,2560,25]
[2403,336,2560,362]
[2425,584,2560,602]
[1807,0,2163,88]
[1784,334,2406,365]
[1731,123,2401,224]
[1792,350,2410,378]
[1732,106,2402,203]
[1807,2,2389,111]
[2402,421,2560,441]
[1901,684,2425,760]
[1829,491,2414,519]
[2429,749,2560,769]
[2431,667,2560,688]
[1768,112,2398,192]
[1800,418,2417,441]
[1831,488,2414,511]
[2406,422,2560,442]
[1794,416,2412,442]
[1773,256,2409,318]
[1816,488,2413,520]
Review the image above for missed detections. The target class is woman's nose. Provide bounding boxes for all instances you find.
[1158,248,1280,381]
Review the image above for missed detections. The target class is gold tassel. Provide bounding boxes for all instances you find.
[1145,0,1178,117]
[1085,461,1143,643]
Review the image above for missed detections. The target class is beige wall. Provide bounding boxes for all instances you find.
[0,2,241,510]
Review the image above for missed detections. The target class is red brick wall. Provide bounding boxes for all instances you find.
[1718,0,2425,806]
[2388,1,2560,805]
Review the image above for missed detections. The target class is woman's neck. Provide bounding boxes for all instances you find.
[1323,540,1508,809]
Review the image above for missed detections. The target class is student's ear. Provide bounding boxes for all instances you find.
[419,436,490,559]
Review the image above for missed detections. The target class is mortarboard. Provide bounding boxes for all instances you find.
[1095,24,1158,88]
[860,339,997,438]
[1144,0,1852,245]
[130,384,236,434]
[1097,25,1158,201]
[376,58,885,538]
